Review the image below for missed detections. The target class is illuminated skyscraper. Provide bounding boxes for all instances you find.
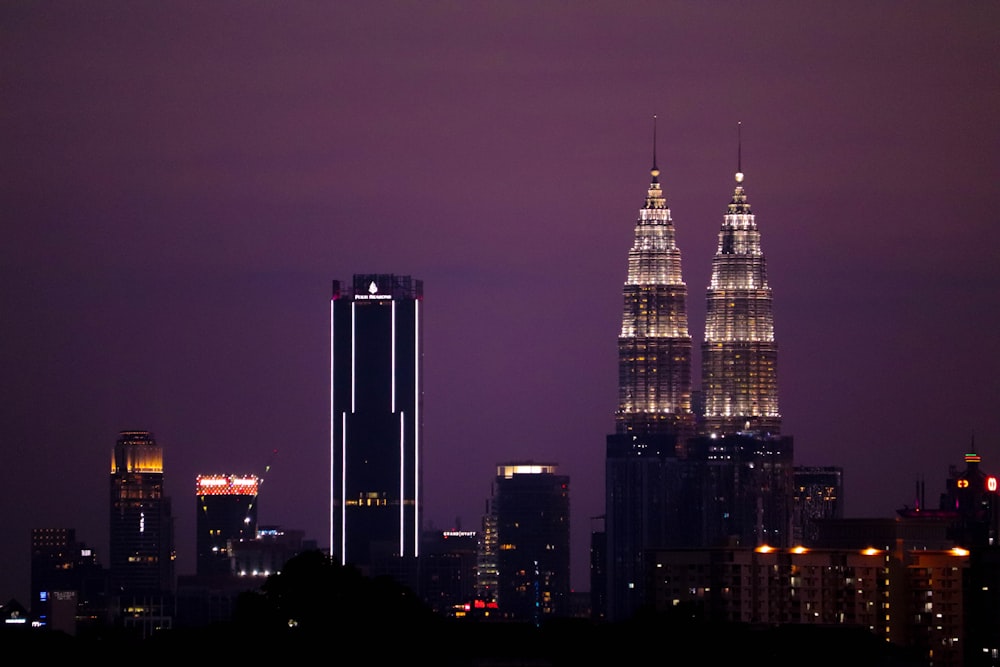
[613,119,694,440]
[701,126,780,435]
[491,462,570,624]
[690,127,793,550]
[330,274,422,586]
[109,429,175,634]
[195,474,260,576]
[605,121,695,622]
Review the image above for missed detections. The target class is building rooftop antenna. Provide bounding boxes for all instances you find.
[245,449,278,533]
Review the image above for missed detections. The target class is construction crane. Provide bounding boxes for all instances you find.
[244,448,278,537]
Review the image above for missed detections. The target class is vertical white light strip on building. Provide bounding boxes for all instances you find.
[414,299,420,557]
[399,411,405,555]
[391,299,396,413]
[329,297,335,557]
[341,412,347,565]
[351,302,356,414]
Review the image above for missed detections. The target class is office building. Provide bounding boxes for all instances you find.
[612,119,694,440]
[476,506,499,606]
[686,131,794,549]
[605,124,799,621]
[195,474,260,576]
[942,450,999,547]
[687,431,795,548]
[700,126,780,436]
[30,528,109,634]
[330,274,422,589]
[605,123,696,622]
[109,430,175,636]
[419,528,479,616]
[491,462,570,624]
[793,465,844,545]
[589,515,606,621]
[176,524,315,629]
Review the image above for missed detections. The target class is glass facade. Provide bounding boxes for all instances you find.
[109,430,174,596]
[492,462,570,624]
[615,134,694,440]
[701,166,781,435]
[606,128,695,623]
[330,274,422,574]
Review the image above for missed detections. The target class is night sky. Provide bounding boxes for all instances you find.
[2,2,998,605]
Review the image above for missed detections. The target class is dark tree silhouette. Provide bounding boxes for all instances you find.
[230,549,440,653]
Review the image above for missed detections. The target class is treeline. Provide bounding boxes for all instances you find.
[4,550,925,666]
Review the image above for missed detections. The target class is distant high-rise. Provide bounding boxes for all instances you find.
[109,430,174,594]
[701,125,780,436]
[109,429,175,635]
[195,474,259,576]
[30,528,108,633]
[605,121,694,622]
[687,431,795,547]
[330,274,422,585]
[793,465,844,545]
[491,462,570,624]
[476,507,498,605]
[419,528,479,616]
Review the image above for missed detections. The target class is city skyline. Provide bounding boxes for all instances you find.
[2,3,999,606]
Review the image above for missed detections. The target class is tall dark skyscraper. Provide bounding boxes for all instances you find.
[701,126,780,436]
[605,122,695,622]
[195,474,259,576]
[109,429,175,634]
[330,274,422,584]
[491,462,570,624]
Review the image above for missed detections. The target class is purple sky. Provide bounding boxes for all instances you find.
[2,2,998,603]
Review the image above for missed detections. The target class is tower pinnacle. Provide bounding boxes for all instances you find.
[736,121,744,183]
[651,115,660,182]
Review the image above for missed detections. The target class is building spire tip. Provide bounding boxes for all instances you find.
[735,121,744,183]
[651,115,660,180]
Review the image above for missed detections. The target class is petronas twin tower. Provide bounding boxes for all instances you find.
[702,144,781,435]
[615,120,780,440]
[605,121,792,622]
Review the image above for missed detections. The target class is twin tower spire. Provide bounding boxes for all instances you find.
[615,118,780,441]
